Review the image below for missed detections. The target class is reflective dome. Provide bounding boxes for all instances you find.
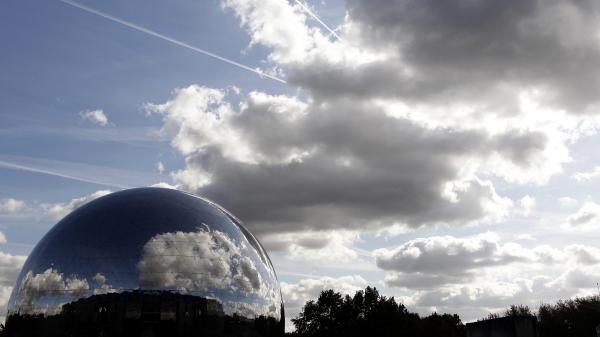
[5,188,284,337]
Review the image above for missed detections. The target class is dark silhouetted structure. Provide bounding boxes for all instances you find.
[466,316,538,337]
[3,291,282,337]
[537,296,600,337]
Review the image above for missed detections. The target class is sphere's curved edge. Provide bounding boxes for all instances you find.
[4,187,284,337]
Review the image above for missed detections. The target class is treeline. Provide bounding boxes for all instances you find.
[494,297,600,337]
[2,287,600,337]
[287,287,465,337]
[287,287,600,337]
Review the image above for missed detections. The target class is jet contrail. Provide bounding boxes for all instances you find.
[293,0,342,42]
[0,160,130,189]
[60,0,287,84]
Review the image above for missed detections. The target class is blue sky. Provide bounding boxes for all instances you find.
[0,0,293,202]
[3,0,600,331]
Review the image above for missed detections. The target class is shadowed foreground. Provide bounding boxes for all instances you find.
[0,291,283,337]
[2,286,599,337]
[286,287,600,337]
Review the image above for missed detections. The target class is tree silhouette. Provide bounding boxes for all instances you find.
[291,286,464,337]
[504,304,533,317]
[537,296,600,337]
[480,296,600,337]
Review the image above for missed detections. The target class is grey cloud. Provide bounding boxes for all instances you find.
[374,233,529,288]
[295,236,330,250]
[154,88,536,234]
[375,233,600,290]
[411,276,566,318]
[564,245,600,265]
[565,202,600,228]
[558,268,600,289]
[147,0,590,238]
[344,0,600,110]
[492,131,548,167]
[384,272,467,290]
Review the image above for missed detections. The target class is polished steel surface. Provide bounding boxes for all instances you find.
[5,187,283,336]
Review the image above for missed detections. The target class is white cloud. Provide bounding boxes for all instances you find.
[222,0,318,64]
[409,276,568,321]
[516,234,536,241]
[573,166,600,182]
[0,251,27,287]
[558,196,578,208]
[0,286,12,324]
[374,233,535,289]
[519,195,536,216]
[281,275,367,310]
[137,228,270,296]
[92,273,117,295]
[369,230,600,321]
[45,190,111,220]
[150,182,177,189]
[157,161,165,174]
[565,201,600,229]
[16,268,89,315]
[79,109,110,126]
[373,232,600,291]
[0,198,25,213]
[391,256,598,322]
[0,232,28,322]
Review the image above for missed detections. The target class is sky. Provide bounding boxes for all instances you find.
[2,0,600,331]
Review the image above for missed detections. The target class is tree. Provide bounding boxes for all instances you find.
[292,290,345,337]
[291,286,464,337]
[479,296,600,337]
[418,313,465,337]
[537,296,600,337]
[504,304,533,317]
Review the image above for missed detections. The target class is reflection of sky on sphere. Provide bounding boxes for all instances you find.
[7,188,282,320]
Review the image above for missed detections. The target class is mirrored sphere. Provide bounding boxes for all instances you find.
[5,187,284,337]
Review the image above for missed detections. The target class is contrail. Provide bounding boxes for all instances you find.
[60,0,287,84]
[0,160,130,189]
[293,0,342,41]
